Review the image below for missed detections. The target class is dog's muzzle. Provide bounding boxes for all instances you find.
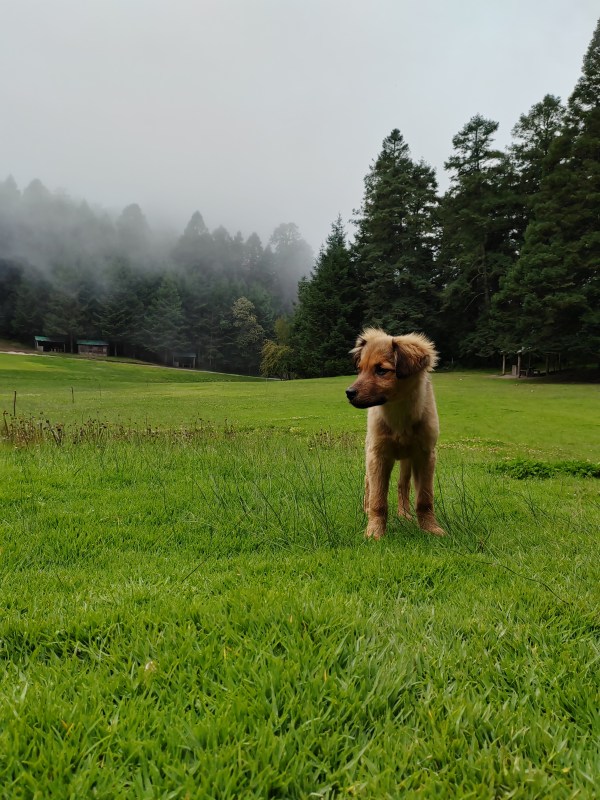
[345,387,386,408]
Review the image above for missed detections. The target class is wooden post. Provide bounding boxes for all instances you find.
[502,354,506,375]
[517,353,522,378]
[545,354,549,376]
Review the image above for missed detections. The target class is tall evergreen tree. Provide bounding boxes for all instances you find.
[499,19,600,361]
[98,261,146,356]
[43,290,83,352]
[511,95,565,200]
[145,275,187,363]
[505,94,566,254]
[0,176,20,255]
[116,203,151,265]
[10,268,50,342]
[269,223,313,309]
[0,259,23,338]
[40,263,87,352]
[353,129,440,335]
[290,217,362,377]
[77,275,103,339]
[438,115,515,360]
[172,211,210,269]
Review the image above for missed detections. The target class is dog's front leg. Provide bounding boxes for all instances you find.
[413,450,446,536]
[398,458,412,520]
[365,448,394,540]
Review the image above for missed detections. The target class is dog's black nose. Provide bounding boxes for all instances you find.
[346,388,358,401]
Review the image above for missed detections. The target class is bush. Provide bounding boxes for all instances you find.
[491,458,600,479]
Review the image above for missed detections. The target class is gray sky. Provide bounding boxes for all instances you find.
[1,0,597,252]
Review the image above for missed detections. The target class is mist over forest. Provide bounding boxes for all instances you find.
[1,15,599,377]
[0,178,312,373]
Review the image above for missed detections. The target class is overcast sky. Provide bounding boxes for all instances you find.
[1,0,597,252]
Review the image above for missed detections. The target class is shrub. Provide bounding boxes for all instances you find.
[491,458,600,479]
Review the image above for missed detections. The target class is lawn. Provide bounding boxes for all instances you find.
[0,354,599,798]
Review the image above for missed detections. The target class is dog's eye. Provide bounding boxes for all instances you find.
[374,365,390,377]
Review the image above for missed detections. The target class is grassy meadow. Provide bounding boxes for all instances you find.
[0,353,599,798]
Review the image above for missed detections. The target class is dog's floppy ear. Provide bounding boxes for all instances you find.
[350,333,368,369]
[393,334,438,378]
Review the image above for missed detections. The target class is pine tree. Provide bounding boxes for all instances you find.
[43,290,83,352]
[173,211,210,269]
[353,129,440,335]
[269,223,313,309]
[98,261,144,356]
[499,19,600,361]
[0,176,21,254]
[0,259,24,338]
[116,203,151,265]
[438,115,515,360]
[290,217,362,377]
[490,96,565,352]
[511,95,565,200]
[145,275,188,363]
[10,268,50,341]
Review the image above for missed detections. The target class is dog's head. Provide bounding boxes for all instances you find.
[345,328,438,408]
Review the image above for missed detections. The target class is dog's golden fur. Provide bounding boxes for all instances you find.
[346,328,445,539]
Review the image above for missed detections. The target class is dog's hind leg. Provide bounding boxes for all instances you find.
[413,451,446,536]
[397,459,412,520]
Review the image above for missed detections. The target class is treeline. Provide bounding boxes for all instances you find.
[0,181,312,373]
[288,19,599,376]
[1,19,598,377]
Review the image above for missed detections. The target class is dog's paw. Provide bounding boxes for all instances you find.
[365,523,386,540]
[417,514,446,537]
[429,526,447,537]
[422,522,446,537]
[397,508,413,521]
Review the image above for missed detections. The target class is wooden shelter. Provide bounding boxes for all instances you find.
[501,349,562,378]
[76,339,109,357]
[173,352,196,369]
[34,335,66,353]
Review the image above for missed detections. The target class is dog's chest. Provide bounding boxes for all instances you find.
[389,425,419,457]
[369,412,420,458]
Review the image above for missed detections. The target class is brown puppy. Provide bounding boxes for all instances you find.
[346,328,445,540]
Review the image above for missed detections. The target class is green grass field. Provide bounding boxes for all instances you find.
[1,353,599,798]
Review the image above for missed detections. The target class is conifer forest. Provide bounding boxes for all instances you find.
[1,19,598,376]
